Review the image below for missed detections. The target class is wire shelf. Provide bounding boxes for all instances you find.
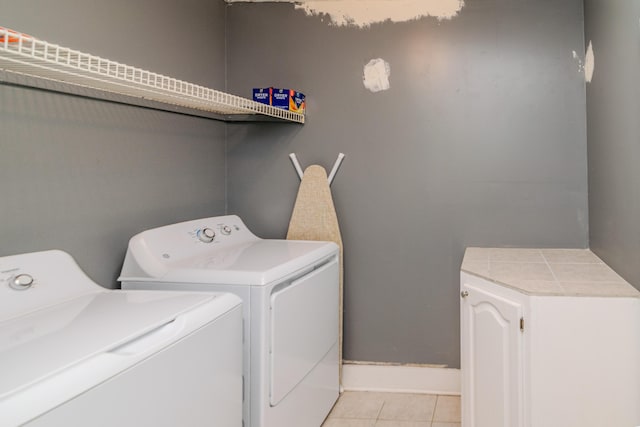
[0,27,304,124]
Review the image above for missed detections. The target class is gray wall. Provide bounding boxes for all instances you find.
[1,0,227,287]
[226,0,588,367]
[584,1,640,290]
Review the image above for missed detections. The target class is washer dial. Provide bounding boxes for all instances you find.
[9,273,34,290]
[197,227,216,243]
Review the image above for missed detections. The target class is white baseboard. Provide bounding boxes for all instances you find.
[341,363,461,396]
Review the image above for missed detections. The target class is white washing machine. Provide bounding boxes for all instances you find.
[0,250,242,427]
[119,215,340,427]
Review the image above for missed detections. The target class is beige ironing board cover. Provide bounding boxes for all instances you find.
[287,165,344,381]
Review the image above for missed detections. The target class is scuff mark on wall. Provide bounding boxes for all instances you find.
[294,0,465,28]
[585,40,594,83]
[363,58,391,93]
[572,50,585,74]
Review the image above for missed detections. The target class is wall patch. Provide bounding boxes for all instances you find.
[363,58,391,93]
[585,40,594,83]
[294,0,465,28]
[572,41,595,83]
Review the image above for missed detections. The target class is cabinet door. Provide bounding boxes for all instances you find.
[461,281,524,427]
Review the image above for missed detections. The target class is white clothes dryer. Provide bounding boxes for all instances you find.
[119,215,340,427]
[0,250,242,427]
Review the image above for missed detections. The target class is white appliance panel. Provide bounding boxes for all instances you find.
[0,290,224,400]
[263,344,339,427]
[118,280,255,425]
[269,259,339,405]
[25,306,243,427]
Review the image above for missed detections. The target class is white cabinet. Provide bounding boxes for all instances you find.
[461,264,640,427]
[461,274,526,427]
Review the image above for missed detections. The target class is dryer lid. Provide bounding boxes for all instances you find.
[0,281,235,399]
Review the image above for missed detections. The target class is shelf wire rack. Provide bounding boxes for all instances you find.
[0,27,304,123]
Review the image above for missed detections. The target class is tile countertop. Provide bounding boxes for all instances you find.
[461,248,640,298]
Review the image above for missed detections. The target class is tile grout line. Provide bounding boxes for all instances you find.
[376,401,383,421]
[432,394,439,424]
[541,250,565,294]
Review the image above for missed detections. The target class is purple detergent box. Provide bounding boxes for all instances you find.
[271,88,306,113]
[252,87,271,105]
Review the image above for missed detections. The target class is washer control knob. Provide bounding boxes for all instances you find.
[221,225,232,236]
[197,228,216,243]
[10,274,34,291]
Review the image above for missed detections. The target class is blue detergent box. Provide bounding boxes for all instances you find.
[271,88,306,113]
[252,87,271,105]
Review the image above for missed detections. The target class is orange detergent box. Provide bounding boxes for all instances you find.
[271,88,306,113]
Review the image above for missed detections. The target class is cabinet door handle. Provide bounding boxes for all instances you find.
[461,290,469,298]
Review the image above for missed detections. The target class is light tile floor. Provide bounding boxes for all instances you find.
[322,391,461,427]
